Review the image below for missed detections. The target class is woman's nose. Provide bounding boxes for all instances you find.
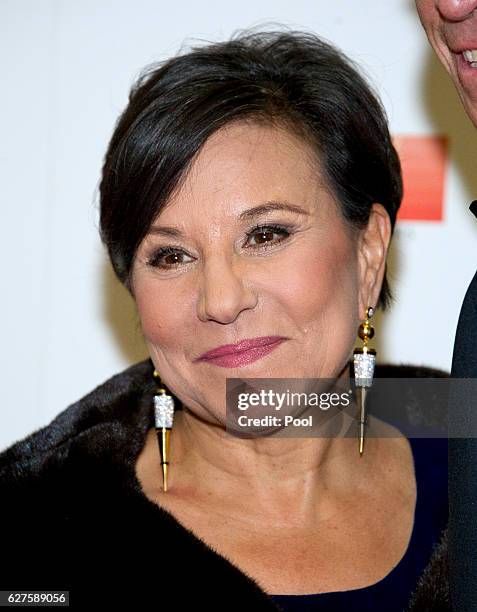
[435,0,477,21]
[197,257,258,324]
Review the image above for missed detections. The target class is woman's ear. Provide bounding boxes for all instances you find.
[357,203,392,318]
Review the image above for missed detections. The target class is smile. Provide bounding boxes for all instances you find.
[463,50,477,67]
[197,338,287,368]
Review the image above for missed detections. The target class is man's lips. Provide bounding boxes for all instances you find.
[455,49,477,73]
[443,9,477,50]
[444,28,477,56]
[196,336,288,361]
[449,45,477,55]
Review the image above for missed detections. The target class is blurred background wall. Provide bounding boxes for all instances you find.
[2,0,477,450]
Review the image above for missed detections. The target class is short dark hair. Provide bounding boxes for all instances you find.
[99,28,402,310]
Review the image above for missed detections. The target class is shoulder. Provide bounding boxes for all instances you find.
[367,362,449,437]
[0,358,155,486]
[371,362,448,486]
[374,362,449,378]
[0,358,160,588]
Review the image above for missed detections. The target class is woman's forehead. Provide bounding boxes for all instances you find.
[148,200,315,239]
[153,122,326,220]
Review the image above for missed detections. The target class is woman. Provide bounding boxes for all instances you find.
[0,29,448,610]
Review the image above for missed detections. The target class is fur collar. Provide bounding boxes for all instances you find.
[0,359,450,610]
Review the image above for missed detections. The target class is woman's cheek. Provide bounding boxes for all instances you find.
[293,240,359,369]
[134,280,184,348]
[283,235,357,314]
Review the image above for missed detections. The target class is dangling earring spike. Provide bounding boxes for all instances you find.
[153,369,175,492]
[353,306,376,457]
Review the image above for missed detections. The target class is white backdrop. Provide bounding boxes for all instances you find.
[2,0,477,451]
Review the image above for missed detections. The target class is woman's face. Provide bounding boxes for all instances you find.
[131,121,390,425]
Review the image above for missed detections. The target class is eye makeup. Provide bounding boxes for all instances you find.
[145,222,295,270]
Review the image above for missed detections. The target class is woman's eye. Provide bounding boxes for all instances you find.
[147,246,192,269]
[244,224,291,249]
[146,224,292,269]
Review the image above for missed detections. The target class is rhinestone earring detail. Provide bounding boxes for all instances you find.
[353,306,376,457]
[153,369,175,492]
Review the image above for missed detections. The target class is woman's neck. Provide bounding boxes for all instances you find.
[139,402,384,528]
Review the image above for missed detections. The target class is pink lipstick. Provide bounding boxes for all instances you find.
[196,336,287,368]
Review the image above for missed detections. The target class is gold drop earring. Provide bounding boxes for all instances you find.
[353,306,376,457]
[153,369,175,492]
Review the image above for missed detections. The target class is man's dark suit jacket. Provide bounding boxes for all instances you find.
[449,268,477,611]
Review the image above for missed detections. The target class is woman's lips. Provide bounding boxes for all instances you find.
[196,337,287,368]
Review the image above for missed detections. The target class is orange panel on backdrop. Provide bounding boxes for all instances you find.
[393,135,448,222]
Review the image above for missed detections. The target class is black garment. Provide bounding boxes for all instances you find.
[0,359,450,610]
[449,268,477,612]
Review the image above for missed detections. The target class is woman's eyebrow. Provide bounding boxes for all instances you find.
[238,201,311,221]
[148,200,310,238]
[147,225,185,238]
